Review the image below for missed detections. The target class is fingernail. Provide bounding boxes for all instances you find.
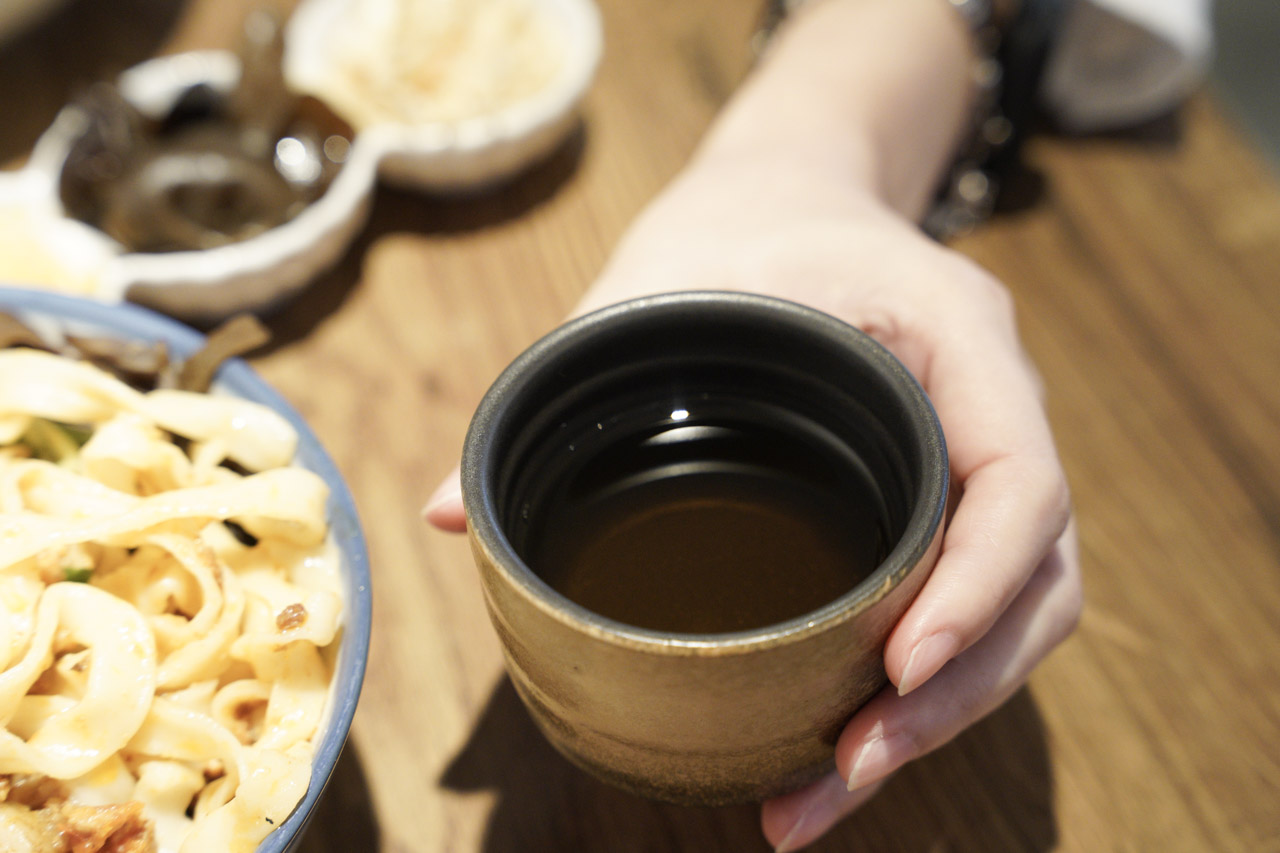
[421,482,461,520]
[846,733,914,792]
[897,631,960,696]
[773,800,819,852]
[771,772,854,852]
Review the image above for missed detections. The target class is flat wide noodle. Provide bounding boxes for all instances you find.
[0,583,156,778]
[181,743,313,853]
[0,467,329,570]
[0,350,297,471]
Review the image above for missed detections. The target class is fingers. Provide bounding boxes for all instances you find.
[888,451,1071,694]
[839,526,1080,793]
[883,283,1071,695]
[422,468,467,533]
[761,528,1079,848]
[761,773,886,852]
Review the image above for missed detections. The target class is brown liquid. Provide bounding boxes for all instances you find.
[520,409,889,634]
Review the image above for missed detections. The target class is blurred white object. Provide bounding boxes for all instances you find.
[28,51,379,323]
[0,169,119,294]
[285,0,603,191]
[1043,0,1214,132]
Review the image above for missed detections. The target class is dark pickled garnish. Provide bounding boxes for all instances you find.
[0,310,268,391]
[58,12,354,254]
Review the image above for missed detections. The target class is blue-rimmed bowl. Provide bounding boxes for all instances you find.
[0,286,372,852]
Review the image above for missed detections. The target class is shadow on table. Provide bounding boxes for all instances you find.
[442,677,1056,853]
[0,0,183,166]
[294,739,382,853]
[990,108,1187,222]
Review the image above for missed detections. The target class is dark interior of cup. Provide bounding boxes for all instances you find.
[465,291,945,636]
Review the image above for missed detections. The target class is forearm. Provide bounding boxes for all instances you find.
[694,0,978,221]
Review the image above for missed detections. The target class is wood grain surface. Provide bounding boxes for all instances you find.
[2,0,1278,850]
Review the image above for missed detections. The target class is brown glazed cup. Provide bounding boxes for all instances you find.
[461,291,948,805]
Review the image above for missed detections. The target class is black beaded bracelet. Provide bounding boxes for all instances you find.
[925,0,1009,238]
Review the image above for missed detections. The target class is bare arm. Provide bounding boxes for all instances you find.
[701,0,975,220]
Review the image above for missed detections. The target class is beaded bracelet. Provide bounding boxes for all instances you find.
[925,0,1008,238]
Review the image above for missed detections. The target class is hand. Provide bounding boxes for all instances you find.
[424,152,1081,849]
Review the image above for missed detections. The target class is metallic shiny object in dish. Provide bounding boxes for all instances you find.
[28,37,378,322]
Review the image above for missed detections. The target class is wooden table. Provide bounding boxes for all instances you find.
[4,0,1279,850]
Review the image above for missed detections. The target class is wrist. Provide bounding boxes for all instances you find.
[695,0,977,220]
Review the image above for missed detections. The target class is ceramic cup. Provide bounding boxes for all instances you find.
[461,290,948,805]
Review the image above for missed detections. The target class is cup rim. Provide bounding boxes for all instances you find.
[462,290,948,654]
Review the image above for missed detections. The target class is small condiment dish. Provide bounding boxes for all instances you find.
[12,0,602,322]
[284,0,603,192]
[27,48,379,323]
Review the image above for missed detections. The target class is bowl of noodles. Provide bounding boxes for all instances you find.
[0,286,371,853]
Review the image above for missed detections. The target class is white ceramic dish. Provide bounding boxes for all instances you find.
[284,0,602,192]
[16,0,601,322]
[27,50,379,324]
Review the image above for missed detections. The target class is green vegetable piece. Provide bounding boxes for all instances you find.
[20,418,90,464]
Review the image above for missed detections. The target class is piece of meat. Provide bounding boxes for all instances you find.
[60,802,155,853]
[0,800,157,853]
[275,602,308,631]
[1,774,69,809]
[0,801,63,852]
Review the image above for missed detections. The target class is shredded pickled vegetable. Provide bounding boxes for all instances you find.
[322,0,564,127]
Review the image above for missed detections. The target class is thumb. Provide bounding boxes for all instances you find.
[423,468,467,533]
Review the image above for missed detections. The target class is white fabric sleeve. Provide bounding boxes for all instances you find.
[1040,0,1214,132]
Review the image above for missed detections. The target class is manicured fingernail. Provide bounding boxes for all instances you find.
[421,482,461,520]
[771,772,854,852]
[897,631,960,696]
[773,801,819,852]
[846,733,914,792]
